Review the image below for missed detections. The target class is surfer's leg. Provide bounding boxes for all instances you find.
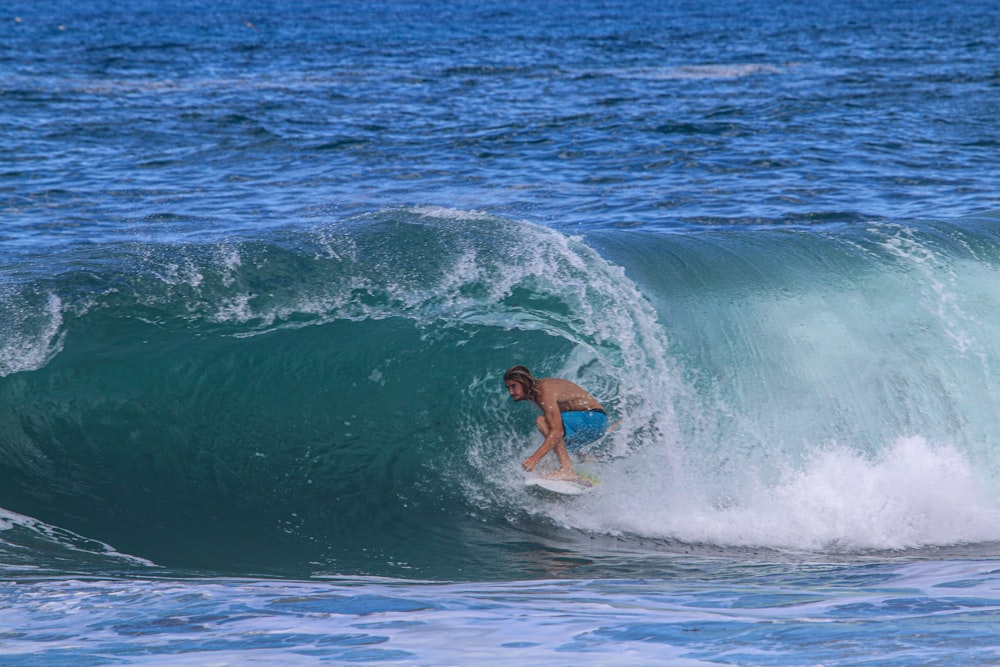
[535,415,577,480]
[547,441,577,480]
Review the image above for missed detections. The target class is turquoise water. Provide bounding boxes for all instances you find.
[4,0,1000,664]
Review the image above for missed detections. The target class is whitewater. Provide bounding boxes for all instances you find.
[4,0,1000,664]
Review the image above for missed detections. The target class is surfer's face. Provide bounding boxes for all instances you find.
[506,380,528,402]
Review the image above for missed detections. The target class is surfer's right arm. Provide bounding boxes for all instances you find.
[522,402,564,472]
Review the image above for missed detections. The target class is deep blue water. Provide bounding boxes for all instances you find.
[4,0,1000,664]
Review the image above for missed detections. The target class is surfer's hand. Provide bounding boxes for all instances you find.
[522,456,538,472]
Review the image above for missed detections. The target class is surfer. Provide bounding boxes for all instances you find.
[503,365,609,481]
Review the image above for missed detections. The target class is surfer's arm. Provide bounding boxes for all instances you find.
[521,393,565,472]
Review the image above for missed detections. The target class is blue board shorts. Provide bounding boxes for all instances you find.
[562,410,609,452]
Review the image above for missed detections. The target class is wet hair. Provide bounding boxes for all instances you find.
[503,365,537,399]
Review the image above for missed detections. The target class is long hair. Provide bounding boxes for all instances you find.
[503,365,538,400]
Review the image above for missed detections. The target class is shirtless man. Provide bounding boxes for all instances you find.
[503,365,609,481]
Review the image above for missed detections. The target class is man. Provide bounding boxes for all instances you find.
[503,365,609,481]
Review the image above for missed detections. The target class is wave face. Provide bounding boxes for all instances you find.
[0,208,671,576]
[3,208,1000,577]
[587,211,1000,553]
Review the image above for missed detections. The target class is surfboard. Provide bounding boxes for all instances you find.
[525,472,600,496]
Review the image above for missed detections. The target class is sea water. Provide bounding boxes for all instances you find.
[4,0,1000,664]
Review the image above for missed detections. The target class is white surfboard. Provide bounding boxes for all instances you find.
[525,472,600,496]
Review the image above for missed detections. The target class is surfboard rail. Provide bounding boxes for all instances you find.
[524,472,600,496]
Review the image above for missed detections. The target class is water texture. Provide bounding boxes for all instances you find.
[3,0,1000,664]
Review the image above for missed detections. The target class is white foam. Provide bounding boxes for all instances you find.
[0,507,155,566]
[614,63,782,80]
[0,292,65,377]
[573,436,1000,552]
[410,205,494,221]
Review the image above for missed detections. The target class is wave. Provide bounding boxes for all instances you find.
[579,212,1000,552]
[3,208,1000,576]
[0,208,672,575]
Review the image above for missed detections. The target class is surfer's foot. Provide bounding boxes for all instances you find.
[544,469,578,482]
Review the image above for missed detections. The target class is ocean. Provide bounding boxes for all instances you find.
[4,0,1000,664]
